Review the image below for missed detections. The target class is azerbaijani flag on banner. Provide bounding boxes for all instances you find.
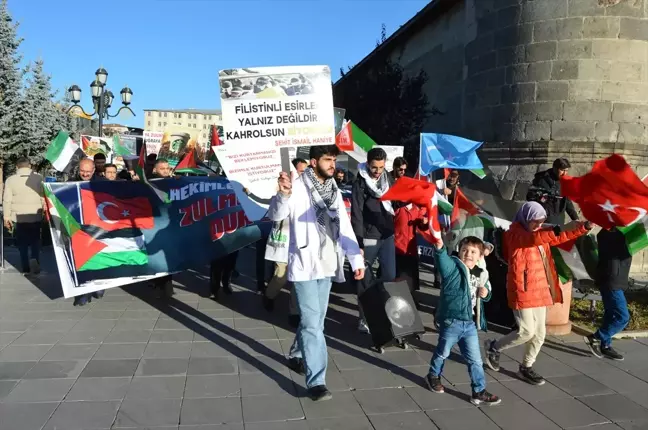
[45,131,86,173]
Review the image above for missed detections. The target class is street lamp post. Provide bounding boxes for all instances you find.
[67,67,135,137]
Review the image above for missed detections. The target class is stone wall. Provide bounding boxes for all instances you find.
[369,0,648,272]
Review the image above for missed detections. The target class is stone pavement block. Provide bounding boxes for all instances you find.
[240,371,297,396]
[150,329,195,343]
[618,421,648,429]
[22,359,86,379]
[143,342,192,359]
[238,355,291,375]
[3,378,75,402]
[233,317,273,329]
[500,379,571,403]
[237,327,280,341]
[0,344,52,361]
[0,380,17,399]
[81,358,140,378]
[534,397,609,428]
[579,394,648,423]
[244,420,308,430]
[369,411,439,430]
[94,342,146,360]
[353,387,420,415]
[104,329,152,344]
[70,318,117,331]
[580,362,648,394]
[184,374,241,398]
[339,368,400,390]
[41,343,99,361]
[114,318,157,330]
[66,377,131,401]
[300,390,364,419]
[427,408,500,430]
[481,399,562,430]
[121,309,161,319]
[235,339,284,356]
[332,352,374,371]
[58,329,112,344]
[190,341,235,357]
[376,350,427,367]
[155,318,188,331]
[43,400,120,430]
[126,376,186,399]
[188,356,238,375]
[27,320,78,331]
[242,394,304,423]
[548,374,616,397]
[115,398,182,428]
[405,385,474,411]
[84,310,124,320]
[135,358,189,376]
[0,361,36,380]
[180,397,242,425]
[0,402,59,430]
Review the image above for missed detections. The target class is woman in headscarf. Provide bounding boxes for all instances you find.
[483,202,591,386]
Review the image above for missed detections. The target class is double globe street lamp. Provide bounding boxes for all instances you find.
[67,67,135,137]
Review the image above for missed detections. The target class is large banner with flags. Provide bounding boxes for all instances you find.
[216,65,335,221]
[44,177,271,298]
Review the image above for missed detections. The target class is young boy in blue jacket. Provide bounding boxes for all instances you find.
[427,235,501,406]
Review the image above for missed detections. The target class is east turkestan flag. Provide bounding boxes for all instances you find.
[45,131,86,173]
[419,133,484,175]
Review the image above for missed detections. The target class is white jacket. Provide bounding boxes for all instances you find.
[267,175,364,283]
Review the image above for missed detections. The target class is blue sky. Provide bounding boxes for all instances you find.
[8,0,430,128]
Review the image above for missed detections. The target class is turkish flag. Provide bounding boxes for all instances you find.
[335,121,353,151]
[381,176,441,242]
[560,154,648,229]
[80,190,154,231]
[211,125,222,146]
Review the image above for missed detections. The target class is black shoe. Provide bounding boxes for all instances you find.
[425,374,444,393]
[518,366,545,386]
[288,314,300,329]
[307,385,332,401]
[263,296,275,312]
[584,335,603,358]
[484,340,501,372]
[222,284,233,295]
[287,357,305,375]
[92,290,104,299]
[73,295,90,307]
[210,286,220,298]
[471,389,502,406]
[601,346,624,361]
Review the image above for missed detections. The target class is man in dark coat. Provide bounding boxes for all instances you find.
[531,158,579,226]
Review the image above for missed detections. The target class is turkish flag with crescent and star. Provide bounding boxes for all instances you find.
[560,154,648,230]
[80,190,155,231]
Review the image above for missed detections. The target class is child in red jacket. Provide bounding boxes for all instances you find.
[394,203,428,302]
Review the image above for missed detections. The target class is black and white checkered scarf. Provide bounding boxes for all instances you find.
[303,166,340,243]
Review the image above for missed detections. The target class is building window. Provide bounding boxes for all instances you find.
[193,123,196,128]
[148,121,151,126]
[164,122,167,126]
[158,122,161,126]
[202,133,206,138]
[147,112,151,117]
[164,112,167,117]
[203,124,206,129]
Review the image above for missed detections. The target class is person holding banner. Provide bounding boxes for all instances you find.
[149,159,174,298]
[269,145,364,402]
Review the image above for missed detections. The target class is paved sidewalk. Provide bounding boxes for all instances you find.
[2,246,648,429]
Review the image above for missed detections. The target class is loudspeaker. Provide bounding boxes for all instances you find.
[359,279,425,350]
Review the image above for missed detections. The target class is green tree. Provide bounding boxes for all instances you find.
[335,24,439,165]
[0,0,24,176]
[13,59,63,170]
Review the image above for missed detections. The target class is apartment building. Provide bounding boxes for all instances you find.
[143,108,222,148]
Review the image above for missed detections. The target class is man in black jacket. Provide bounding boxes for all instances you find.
[531,158,579,226]
[148,158,174,297]
[351,147,396,333]
[583,227,631,361]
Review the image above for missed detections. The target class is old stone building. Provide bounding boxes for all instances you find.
[334,0,648,270]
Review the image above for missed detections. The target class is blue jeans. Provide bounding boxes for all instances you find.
[430,319,486,393]
[288,277,332,388]
[15,222,40,273]
[595,289,630,347]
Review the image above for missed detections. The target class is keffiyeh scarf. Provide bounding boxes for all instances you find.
[357,162,394,215]
[303,167,341,246]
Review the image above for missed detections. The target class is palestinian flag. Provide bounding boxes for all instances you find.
[45,131,85,173]
[450,188,495,231]
[551,235,598,283]
[175,149,203,175]
[134,144,171,203]
[342,122,377,163]
[471,168,487,179]
[76,227,148,272]
[618,218,648,255]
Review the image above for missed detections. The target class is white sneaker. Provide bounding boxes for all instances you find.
[29,259,40,275]
[357,319,371,334]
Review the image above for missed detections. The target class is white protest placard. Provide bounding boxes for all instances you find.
[217,65,335,221]
[376,145,405,172]
[144,131,164,155]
